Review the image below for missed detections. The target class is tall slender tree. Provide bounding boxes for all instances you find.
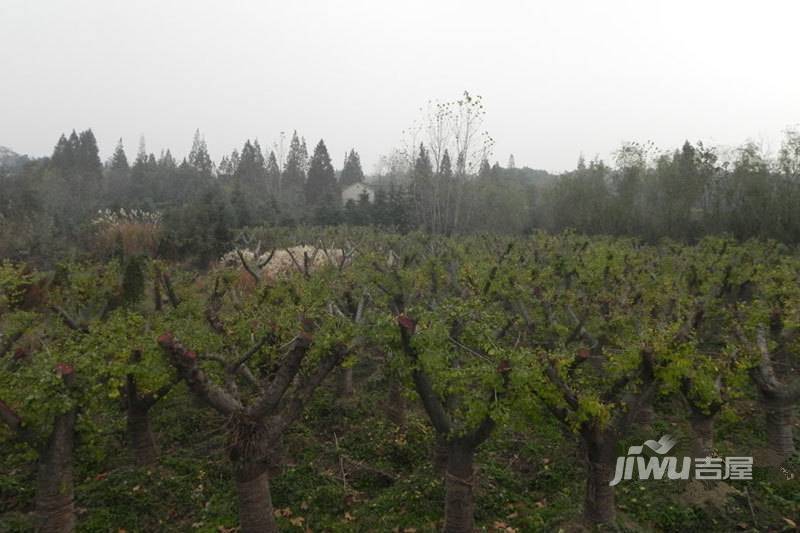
[305,139,338,207]
[281,131,307,208]
[340,149,365,188]
[188,129,213,176]
[111,139,129,170]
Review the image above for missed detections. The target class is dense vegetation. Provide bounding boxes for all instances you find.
[1,228,798,532]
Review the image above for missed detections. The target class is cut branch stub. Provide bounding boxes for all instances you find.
[496,359,511,375]
[55,362,76,386]
[157,332,243,416]
[397,314,416,334]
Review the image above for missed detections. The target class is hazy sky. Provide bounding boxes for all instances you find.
[2,0,799,173]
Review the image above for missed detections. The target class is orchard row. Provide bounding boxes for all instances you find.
[1,230,798,531]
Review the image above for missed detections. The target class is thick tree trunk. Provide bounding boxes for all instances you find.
[265,436,286,478]
[443,441,476,533]
[433,436,449,475]
[127,402,158,466]
[234,468,277,533]
[689,409,715,458]
[583,435,616,524]
[635,402,655,429]
[35,409,77,533]
[763,398,795,462]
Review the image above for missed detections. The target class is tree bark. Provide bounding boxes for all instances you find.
[433,436,449,476]
[127,402,158,466]
[763,398,795,462]
[635,402,655,429]
[689,409,715,458]
[443,441,476,533]
[583,434,616,524]
[35,409,77,533]
[234,468,277,533]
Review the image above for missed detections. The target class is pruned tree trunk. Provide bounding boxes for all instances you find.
[229,417,279,533]
[433,436,449,475]
[763,398,795,462]
[234,467,277,533]
[443,441,476,533]
[160,331,348,533]
[689,408,716,458]
[265,436,286,478]
[751,325,797,464]
[635,402,655,429]
[127,401,158,466]
[583,435,616,524]
[35,408,77,533]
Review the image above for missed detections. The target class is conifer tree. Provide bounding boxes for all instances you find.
[158,149,176,169]
[235,140,266,185]
[76,129,102,177]
[51,134,75,171]
[305,139,337,206]
[281,131,307,207]
[67,131,81,162]
[134,136,148,168]
[111,138,129,170]
[340,149,365,188]
[266,151,281,196]
[188,129,213,176]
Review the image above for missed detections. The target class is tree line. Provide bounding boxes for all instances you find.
[2,110,800,267]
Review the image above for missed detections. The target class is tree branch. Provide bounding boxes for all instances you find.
[236,249,261,285]
[158,333,242,415]
[398,319,452,435]
[246,334,312,418]
[51,305,89,333]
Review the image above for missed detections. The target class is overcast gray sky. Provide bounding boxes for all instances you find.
[2,0,799,173]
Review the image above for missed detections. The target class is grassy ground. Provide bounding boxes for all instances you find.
[1,375,798,532]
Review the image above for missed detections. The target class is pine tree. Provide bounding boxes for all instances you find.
[281,131,307,207]
[111,138,129,170]
[67,131,81,163]
[440,150,453,180]
[218,155,232,178]
[235,140,266,185]
[305,139,338,206]
[188,129,213,176]
[300,137,309,173]
[51,134,75,171]
[340,149,365,188]
[266,151,280,196]
[159,149,176,169]
[76,129,102,177]
[218,149,240,178]
[134,136,148,168]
